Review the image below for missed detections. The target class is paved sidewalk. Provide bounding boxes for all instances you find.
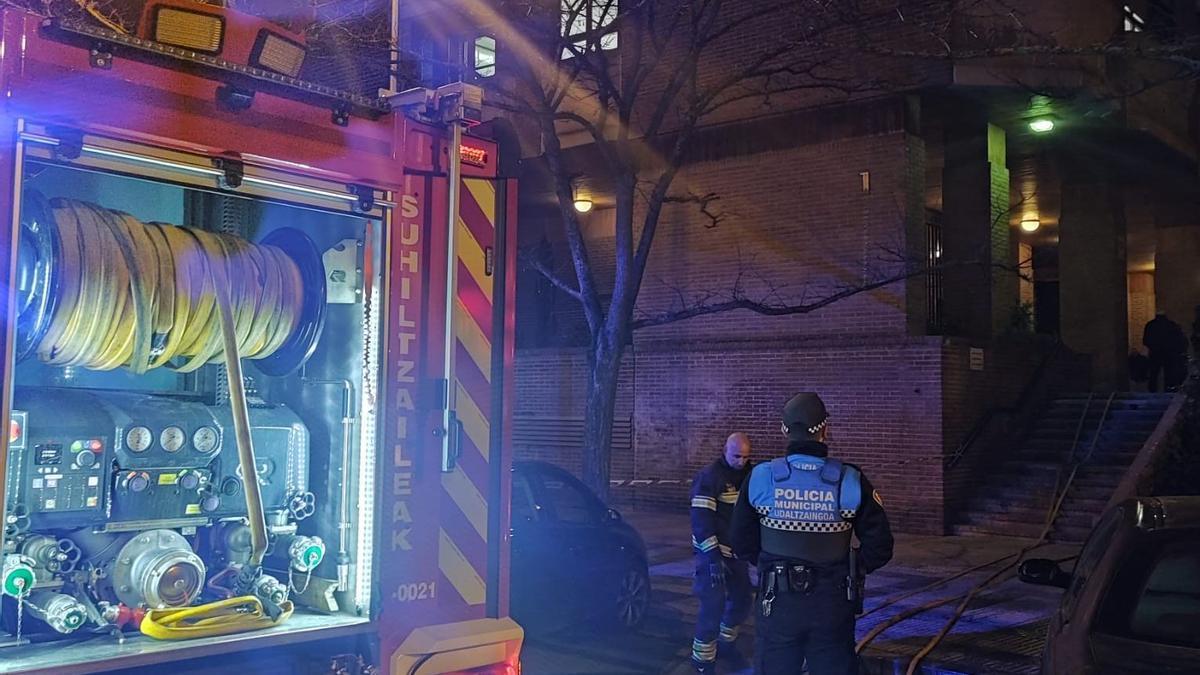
[522,509,1077,674]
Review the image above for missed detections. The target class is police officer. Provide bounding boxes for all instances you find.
[690,433,754,673]
[730,393,893,675]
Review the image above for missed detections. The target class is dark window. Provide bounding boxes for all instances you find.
[1032,246,1060,335]
[1097,531,1200,648]
[540,471,598,524]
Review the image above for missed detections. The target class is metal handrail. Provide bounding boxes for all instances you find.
[1065,393,1096,466]
[1042,391,1115,537]
[944,340,1064,469]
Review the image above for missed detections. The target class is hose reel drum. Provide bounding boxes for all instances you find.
[13,190,327,376]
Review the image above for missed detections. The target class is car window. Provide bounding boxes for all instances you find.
[512,470,539,523]
[1063,507,1123,621]
[1096,531,1200,648]
[539,470,599,525]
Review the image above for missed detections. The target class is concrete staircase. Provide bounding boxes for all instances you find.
[953,393,1174,542]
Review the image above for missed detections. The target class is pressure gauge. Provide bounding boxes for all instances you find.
[160,427,185,453]
[192,427,219,454]
[126,426,152,453]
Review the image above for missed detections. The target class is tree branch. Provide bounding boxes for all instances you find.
[631,257,1021,331]
[520,250,584,303]
[664,191,724,229]
[631,118,697,282]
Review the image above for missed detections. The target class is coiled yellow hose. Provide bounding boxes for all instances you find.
[35,199,304,374]
[141,596,294,640]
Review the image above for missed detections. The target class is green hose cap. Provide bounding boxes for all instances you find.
[303,545,324,568]
[3,566,34,597]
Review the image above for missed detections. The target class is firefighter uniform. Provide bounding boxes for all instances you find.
[730,393,894,675]
[690,454,753,672]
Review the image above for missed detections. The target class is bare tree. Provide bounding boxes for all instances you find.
[479,0,1200,498]
[446,0,958,497]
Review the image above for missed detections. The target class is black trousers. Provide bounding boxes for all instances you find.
[754,573,858,675]
[1147,348,1166,391]
[693,556,753,662]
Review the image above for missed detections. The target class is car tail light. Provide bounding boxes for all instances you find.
[149,5,225,54]
[252,31,306,77]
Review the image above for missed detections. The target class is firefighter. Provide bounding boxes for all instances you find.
[690,432,754,673]
[730,393,894,675]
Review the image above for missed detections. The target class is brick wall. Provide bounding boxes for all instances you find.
[513,336,1092,534]
[515,336,949,534]
[635,132,919,342]
[512,347,634,475]
[1127,272,1155,356]
[513,98,975,535]
[624,0,954,133]
[518,120,929,347]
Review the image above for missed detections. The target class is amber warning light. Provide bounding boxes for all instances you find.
[139,0,308,78]
[460,145,489,167]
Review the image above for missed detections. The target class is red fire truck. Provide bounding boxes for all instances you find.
[0,3,521,673]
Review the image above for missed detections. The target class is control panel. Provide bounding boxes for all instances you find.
[8,390,111,530]
[10,387,309,530]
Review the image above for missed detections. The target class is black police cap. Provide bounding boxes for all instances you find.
[782,392,828,437]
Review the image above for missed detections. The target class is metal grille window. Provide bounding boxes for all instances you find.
[926,210,944,335]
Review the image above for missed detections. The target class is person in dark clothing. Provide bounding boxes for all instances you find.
[690,433,754,673]
[731,393,894,675]
[1143,311,1187,392]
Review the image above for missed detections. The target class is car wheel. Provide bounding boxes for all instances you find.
[613,563,650,630]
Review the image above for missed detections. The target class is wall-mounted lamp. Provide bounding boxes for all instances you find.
[572,180,593,213]
[1020,218,1041,233]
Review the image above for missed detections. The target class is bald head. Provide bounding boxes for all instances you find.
[724,433,751,470]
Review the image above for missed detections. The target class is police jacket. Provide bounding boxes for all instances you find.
[730,441,893,574]
[690,457,750,560]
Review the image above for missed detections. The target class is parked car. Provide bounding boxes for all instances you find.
[1020,496,1200,674]
[509,461,651,633]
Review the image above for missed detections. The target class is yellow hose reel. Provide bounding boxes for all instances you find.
[14,191,327,375]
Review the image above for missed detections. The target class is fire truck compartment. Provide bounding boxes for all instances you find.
[1,146,385,671]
